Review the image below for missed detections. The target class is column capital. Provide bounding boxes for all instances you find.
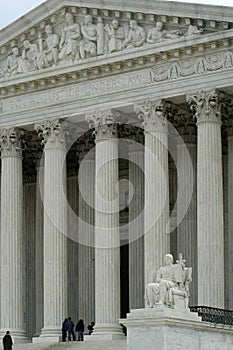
[186,89,222,125]
[34,119,67,149]
[0,127,24,157]
[134,99,168,133]
[85,109,118,141]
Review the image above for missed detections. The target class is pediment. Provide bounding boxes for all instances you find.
[1,0,233,88]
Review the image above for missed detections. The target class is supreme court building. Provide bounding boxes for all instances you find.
[0,0,233,343]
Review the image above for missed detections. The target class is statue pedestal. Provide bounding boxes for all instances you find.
[121,306,233,350]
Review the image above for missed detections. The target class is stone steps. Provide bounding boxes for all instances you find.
[6,338,127,350]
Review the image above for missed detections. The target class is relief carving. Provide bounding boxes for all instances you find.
[123,20,146,49]
[105,19,125,53]
[150,50,233,83]
[18,40,38,73]
[37,24,60,68]
[146,21,182,44]
[0,6,226,80]
[80,14,98,59]
[58,12,81,62]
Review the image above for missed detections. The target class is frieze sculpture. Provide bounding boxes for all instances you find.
[144,253,192,309]
[105,19,125,53]
[0,10,205,78]
[37,24,60,68]
[146,21,182,44]
[150,50,233,82]
[58,12,81,62]
[123,20,146,49]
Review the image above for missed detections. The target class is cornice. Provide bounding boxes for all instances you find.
[1,29,233,98]
[1,0,233,43]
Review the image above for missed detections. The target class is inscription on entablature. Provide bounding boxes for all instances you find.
[3,70,151,114]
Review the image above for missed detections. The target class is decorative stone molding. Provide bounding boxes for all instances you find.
[135,99,168,133]
[0,127,24,157]
[86,109,118,141]
[186,90,221,124]
[150,50,233,83]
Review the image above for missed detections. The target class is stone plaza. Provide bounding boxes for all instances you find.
[0,0,233,348]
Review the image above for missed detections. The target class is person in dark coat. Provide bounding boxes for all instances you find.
[3,331,13,350]
[66,316,76,341]
[75,319,85,341]
[61,318,68,342]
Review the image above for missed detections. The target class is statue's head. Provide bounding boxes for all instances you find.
[164,254,173,265]
[156,21,163,32]
[129,20,137,30]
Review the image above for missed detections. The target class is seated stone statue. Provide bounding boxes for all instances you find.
[145,253,192,309]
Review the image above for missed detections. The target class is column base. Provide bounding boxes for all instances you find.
[88,324,124,340]
[0,329,29,344]
[32,327,61,343]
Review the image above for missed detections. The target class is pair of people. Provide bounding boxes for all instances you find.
[62,316,76,342]
[62,317,85,341]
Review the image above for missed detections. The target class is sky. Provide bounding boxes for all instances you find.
[0,0,233,30]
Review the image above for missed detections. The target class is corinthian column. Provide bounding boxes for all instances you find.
[35,120,68,340]
[0,128,27,342]
[135,100,170,286]
[86,110,122,338]
[187,90,224,308]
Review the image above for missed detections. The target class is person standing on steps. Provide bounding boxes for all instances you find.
[61,317,68,342]
[75,319,85,341]
[3,331,13,350]
[67,316,76,341]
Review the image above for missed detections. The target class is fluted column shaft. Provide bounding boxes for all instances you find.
[35,120,68,338]
[78,154,95,327]
[135,100,170,286]
[128,141,144,309]
[227,132,233,310]
[176,133,197,306]
[86,111,121,337]
[187,90,224,308]
[0,128,27,340]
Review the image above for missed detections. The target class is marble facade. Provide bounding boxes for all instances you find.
[0,0,233,344]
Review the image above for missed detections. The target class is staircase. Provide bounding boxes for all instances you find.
[4,338,127,350]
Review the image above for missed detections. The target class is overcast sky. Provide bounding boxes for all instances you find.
[0,0,233,30]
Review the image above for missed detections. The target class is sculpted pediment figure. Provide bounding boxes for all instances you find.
[145,253,192,310]
[0,0,231,79]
